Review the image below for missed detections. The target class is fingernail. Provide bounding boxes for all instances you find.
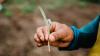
[37,43,42,47]
[45,34,49,41]
[41,37,44,41]
[49,35,55,42]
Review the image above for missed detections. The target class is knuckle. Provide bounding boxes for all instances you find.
[52,22,61,25]
[34,34,37,39]
[61,24,66,26]
[52,33,57,38]
[37,27,43,33]
[43,27,48,33]
[34,34,40,42]
[52,22,58,24]
[37,27,42,31]
[43,26,48,30]
[40,36,44,40]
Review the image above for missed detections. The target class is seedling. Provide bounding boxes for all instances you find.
[38,6,51,52]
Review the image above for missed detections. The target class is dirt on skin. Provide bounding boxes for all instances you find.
[0,4,100,56]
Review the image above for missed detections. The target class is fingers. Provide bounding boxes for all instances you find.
[49,30,64,42]
[34,26,50,47]
[49,33,56,42]
[58,42,70,47]
[34,33,40,43]
[34,22,65,45]
[34,22,59,43]
[36,42,43,47]
[42,26,49,41]
[50,22,56,32]
[36,27,44,41]
[50,22,61,32]
[34,33,43,47]
[34,27,44,46]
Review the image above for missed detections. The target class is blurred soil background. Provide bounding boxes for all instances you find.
[0,0,100,56]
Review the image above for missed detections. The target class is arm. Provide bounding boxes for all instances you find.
[59,15,100,50]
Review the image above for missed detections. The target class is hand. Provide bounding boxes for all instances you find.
[34,22,73,48]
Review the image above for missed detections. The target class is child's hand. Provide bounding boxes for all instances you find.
[34,22,73,48]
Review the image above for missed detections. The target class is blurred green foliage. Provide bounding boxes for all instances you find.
[3,10,12,17]
[80,0,100,3]
[41,0,66,9]
[21,4,35,14]
[15,0,25,4]
[2,0,36,16]
[5,0,27,4]
[21,0,36,14]
[1,0,100,17]
[40,0,79,10]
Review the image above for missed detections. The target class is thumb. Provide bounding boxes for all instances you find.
[49,31,63,42]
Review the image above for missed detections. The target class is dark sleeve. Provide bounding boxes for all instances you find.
[59,15,100,50]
